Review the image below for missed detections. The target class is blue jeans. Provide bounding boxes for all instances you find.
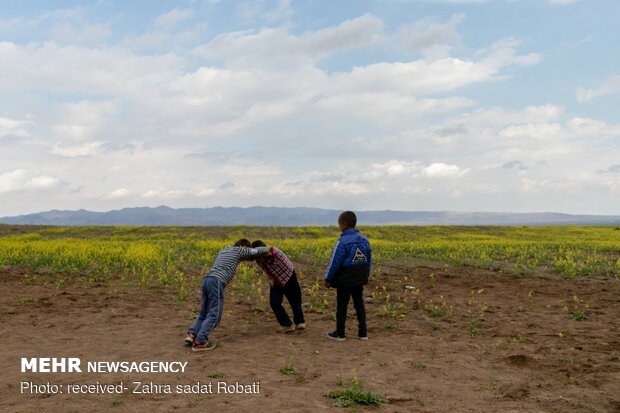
[188,276,224,343]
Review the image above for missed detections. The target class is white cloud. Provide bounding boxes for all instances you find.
[577,75,620,102]
[51,141,105,157]
[423,162,470,177]
[455,104,563,127]
[499,123,563,140]
[107,188,130,199]
[154,8,193,28]
[26,175,61,190]
[567,117,609,134]
[120,28,201,51]
[0,169,27,193]
[0,115,31,138]
[195,13,384,68]
[51,23,111,45]
[369,160,424,176]
[142,189,194,200]
[5,7,617,215]
[50,100,116,143]
[0,169,63,193]
[397,14,464,52]
[0,42,184,95]
[330,44,540,96]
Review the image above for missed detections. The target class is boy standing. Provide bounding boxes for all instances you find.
[251,240,306,333]
[185,239,270,351]
[324,211,371,341]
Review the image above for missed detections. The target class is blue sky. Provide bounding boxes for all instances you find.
[1,0,619,216]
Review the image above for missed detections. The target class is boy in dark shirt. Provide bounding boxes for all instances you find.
[324,211,371,341]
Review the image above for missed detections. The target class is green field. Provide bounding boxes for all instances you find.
[2,224,620,412]
[1,225,618,298]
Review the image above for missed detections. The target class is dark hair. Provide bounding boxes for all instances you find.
[234,238,251,247]
[338,211,357,228]
[251,239,266,248]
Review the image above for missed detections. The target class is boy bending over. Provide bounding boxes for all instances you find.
[251,240,306,333]
[186,239,269,351]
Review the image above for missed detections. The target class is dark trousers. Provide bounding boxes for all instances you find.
[270,270,305,327]
[336,285,367,337]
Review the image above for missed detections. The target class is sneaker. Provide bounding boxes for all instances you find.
[327,331,346,341]
[295,323,306,330]
[358,333,369,341]
[184,332,196,345]
[192,340,217,352]
[278,324,296,333]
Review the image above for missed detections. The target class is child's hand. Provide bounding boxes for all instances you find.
[324,280,331,288]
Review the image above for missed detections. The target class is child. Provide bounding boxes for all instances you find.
[251,240,306,333]
[324,211,371,341]
[185,239,270,351]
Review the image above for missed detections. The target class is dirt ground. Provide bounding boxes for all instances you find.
[1,260,619,413]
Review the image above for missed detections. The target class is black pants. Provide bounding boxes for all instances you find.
[336,285,367,337]
[270,270,305,327]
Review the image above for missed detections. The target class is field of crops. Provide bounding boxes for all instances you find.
[2,224,619,412]
[1,225,618,294]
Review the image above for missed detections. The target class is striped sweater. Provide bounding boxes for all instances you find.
[206,246,269,286]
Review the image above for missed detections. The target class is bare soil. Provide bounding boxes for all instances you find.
[1,261,619,413]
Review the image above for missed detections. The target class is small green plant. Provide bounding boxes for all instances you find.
[326,383,384,407]
[325,368,384,408]
[384,320,396,329]
[336,364,345,386]
[279,363,297,375]
[378,291,409,319]
[426,294,452,319]
[304,276,329,313]
[429,304,443,318]
[174,271,189,302]
[565,293,589,321]
[429,273,437,287]
[410,361,427,369]
[20,298,40,306]
[467,289,488,337]
[279,342,297,375]
[207,372,222,378]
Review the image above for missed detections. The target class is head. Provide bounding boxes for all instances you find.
[338,211,357,232]
[234,238,252,260]
[251,240,266,248]
[251,240,267,263]
[234,238,251,248]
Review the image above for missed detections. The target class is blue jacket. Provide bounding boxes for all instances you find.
[324,229,371,288]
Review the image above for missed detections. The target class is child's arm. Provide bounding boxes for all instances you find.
[324,241,345,286]
[238,246,271,261]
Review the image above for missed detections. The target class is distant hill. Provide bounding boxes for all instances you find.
[1,206,620,226]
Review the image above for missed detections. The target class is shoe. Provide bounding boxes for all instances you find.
[278,324,296,333]
[192,340,217,352]
[327,331,346,341]
[358,333,368,341]
[295,323,306,330]
[184,332,196,345]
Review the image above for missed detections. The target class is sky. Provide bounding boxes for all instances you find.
[1,0,619,216]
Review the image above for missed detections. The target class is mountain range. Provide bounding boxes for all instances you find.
[1,206,620,226]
